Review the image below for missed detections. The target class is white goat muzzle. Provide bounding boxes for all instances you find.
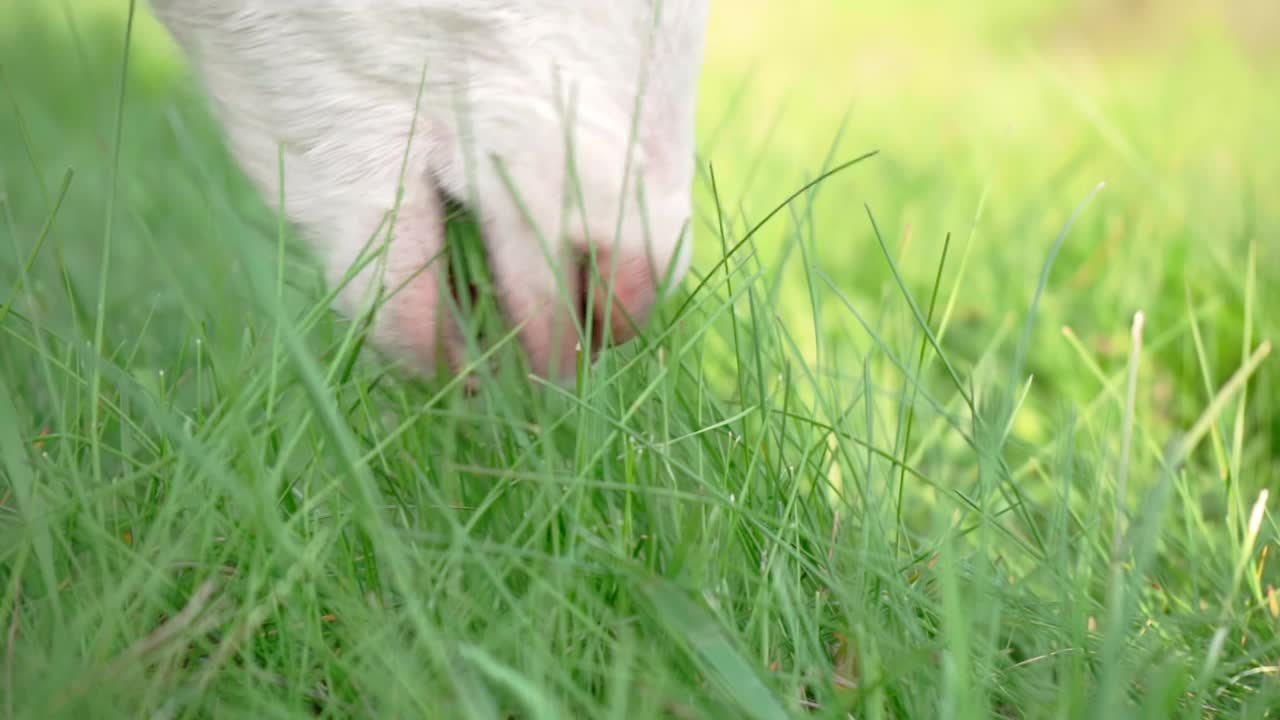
[150,0,710,383]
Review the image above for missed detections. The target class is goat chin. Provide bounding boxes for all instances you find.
[149,0,710,384]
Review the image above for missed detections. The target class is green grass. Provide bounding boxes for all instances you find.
[2,2,1278,718]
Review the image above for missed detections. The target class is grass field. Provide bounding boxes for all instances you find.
[2,1,1278,718]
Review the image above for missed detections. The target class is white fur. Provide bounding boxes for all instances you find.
[150,0,709,381]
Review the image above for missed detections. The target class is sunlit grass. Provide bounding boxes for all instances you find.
[1,2,1277,718]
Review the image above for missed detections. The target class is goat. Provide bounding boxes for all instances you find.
[149,0,710,383]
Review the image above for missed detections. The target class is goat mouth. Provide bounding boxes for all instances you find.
[576,250,608,357]
[439,193,492,347]
[439,192,601,372]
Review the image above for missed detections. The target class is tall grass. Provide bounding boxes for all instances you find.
[1,2,1277,718]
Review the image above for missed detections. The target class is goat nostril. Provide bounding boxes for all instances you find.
[577,253,611,355]
[588,249,657,351]
[574,255,592,352]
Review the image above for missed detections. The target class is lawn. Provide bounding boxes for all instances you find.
[1,1,1278,718]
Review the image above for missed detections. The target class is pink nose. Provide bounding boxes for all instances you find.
[582,247,658,354]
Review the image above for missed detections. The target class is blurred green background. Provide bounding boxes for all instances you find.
[693,0,1279,452]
